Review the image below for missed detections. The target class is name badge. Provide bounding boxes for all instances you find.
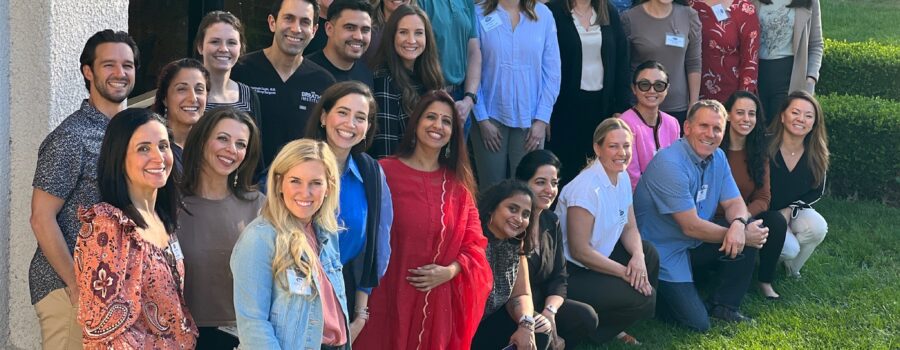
[711,4,729,22]
[617,209,628,226]
[168,241,184,260]
[696,184,709,203]
[665,33,686,48]
[286,267,313,295]
[481,13,502,32]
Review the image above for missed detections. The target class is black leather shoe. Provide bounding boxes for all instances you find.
[709,304,753,323]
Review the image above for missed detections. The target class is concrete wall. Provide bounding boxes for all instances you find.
[0,0,11,343]
[3,1,129,348]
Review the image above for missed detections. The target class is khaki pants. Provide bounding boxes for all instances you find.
[34,288,83,350]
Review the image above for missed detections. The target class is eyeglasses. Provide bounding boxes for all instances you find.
[634,80,669,92]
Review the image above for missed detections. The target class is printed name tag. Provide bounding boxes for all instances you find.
[665,33,686,48]
[696,184,709,203]
[617,209,628,226]
[481,13,502,32]
[712,4,730,22]
[168,241,184,260]
[287,268,313,295]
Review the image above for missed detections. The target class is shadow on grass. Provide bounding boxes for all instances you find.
[577,198,900,349]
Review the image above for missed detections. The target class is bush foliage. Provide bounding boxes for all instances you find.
[818,94,900,204]
[818,39,900,101]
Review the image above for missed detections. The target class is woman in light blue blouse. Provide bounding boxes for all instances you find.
[472,0,561,191]
[304,81,393,344]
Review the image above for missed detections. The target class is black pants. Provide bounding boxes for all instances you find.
[472,309,551,350]
[547,89,610,187]
[196,327,239,350]
[758,56,794,126]
[566,240,660,343]
[755,211,788,283]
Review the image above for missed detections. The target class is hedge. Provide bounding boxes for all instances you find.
[818,39,900,101]
[819,94,900,204]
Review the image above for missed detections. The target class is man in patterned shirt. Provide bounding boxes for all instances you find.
[29,29,138,350]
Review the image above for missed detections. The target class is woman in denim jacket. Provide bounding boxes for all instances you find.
[231,139,351,349]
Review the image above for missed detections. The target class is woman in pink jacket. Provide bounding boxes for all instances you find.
[618,60,681,190]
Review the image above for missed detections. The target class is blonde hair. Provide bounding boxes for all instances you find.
[585,118,633,169]
[262,139,341,294]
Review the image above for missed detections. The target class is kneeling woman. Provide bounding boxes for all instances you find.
[768,91,829,279]
[556,118,659,345]
[473,180,548,350]
[75,108,197,349]
[230,139,349,349]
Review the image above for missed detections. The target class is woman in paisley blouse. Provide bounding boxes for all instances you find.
[74,108,197,349]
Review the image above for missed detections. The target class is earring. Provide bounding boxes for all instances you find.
[444,143,451,158]
[232,173,239,187]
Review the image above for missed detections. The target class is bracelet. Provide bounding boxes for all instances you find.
[355,307,370,320]
[518,314,535,331]
[544,304,558,315]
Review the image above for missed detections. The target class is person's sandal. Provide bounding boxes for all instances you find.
[616,332,641,346]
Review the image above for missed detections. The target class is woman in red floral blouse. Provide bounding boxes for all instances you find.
[74,108,197,349]
[691,0,760,103]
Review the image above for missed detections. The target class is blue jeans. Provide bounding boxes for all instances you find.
[656,281,711,332]
[656,242,757,332]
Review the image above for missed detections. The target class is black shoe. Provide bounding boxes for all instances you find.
[709,304,753,323]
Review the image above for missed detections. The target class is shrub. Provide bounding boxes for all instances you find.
[818,39,900,101]
[818,94,900,204]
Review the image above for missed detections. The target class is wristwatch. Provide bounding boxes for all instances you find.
[518,314,536,331]
[731,216,749,226]
[464,92,478,105]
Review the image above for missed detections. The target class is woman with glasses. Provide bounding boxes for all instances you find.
[619,61,681,190]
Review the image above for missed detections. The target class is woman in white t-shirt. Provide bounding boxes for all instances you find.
[555,118,659,345]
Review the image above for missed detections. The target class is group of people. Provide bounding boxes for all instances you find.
[27,0,830,349]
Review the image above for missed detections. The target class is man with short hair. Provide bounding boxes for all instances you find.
[29,29,138,350]
[306,0,374,88]
[634,100,769,332]
[232,0,336,170]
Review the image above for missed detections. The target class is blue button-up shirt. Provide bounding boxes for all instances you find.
[337,156,393,294]
[633,139,740,283]
[474,4,561,128]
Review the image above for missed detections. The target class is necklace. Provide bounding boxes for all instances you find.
[573,5,592,19]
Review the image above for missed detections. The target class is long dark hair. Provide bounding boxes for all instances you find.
[369,5,444,115]
[151,58,211,116]
[478,180,537,254]
[721,91,768,188]
[304,81,379,154]
[767,90,829,186]
[180,106,262,200]
[394,90,476,195]
[564,0,610,26]
[758,0,812,9]
[515,149,562,183]
[97,108,179,232]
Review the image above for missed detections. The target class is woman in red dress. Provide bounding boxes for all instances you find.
[355,90,492,350]
[690,0,760,103]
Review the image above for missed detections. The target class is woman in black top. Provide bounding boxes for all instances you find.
[515,150,599,349]
[767,90,829,278]
[546,0,630,186]
[473,180,549,350]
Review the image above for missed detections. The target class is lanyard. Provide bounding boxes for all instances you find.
[632,107,662,152]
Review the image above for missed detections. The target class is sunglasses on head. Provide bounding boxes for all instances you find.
[634,80,669,92]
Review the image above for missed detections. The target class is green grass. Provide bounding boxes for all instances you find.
[822,0,900,45]
[578,198,900,349]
